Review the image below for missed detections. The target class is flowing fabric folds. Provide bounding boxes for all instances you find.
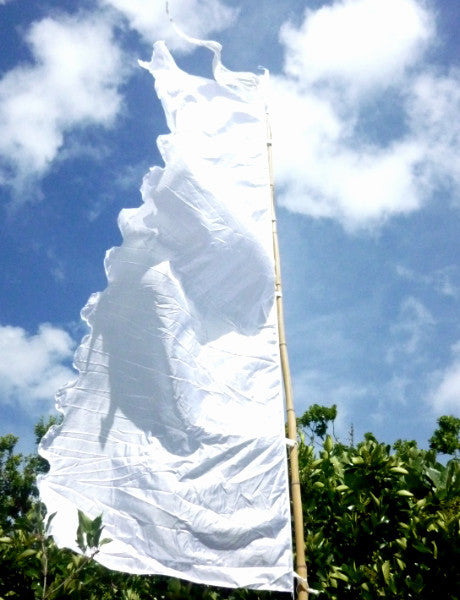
[39,41,293,592]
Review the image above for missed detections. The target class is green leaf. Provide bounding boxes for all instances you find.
[390,466,409,475]
[45,511,57,532]
[369,491,380,506]
[18,548,36,560]
[77,510,94,532]
[413,541,432,555]
[395,537,407,550]
[396,489,414,497]
[312,481,325,488]
[332,572,349,582]
[336,484,349,492]
[76,527,86,553]
[382,560,391,585]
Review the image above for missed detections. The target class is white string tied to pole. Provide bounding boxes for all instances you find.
[294,574,320,596]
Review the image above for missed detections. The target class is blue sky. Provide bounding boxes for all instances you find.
[0,0,459,454]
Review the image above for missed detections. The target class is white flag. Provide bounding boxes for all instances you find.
[39,40,293,592]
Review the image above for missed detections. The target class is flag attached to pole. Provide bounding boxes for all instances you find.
[39,40,293,592]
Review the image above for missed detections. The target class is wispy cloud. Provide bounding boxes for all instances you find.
[387,296,435,360]
[428,341,460,415]
[396,265,459,298]
[270,0,460,229]
[0,324,76,412]
[0,13,126,201]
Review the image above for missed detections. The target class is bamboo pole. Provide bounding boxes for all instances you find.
[266,114,309,600]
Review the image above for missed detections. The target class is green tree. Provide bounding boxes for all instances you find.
[300,431,459,598]
[429,415,460,456]
[298,404,337,443]
[0,434,37,534]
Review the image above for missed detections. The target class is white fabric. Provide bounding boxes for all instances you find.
[39,41,293,592]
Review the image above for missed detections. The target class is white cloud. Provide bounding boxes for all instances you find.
[280,0,432,93]
[429,342,460,415]
[100,0,237,50]
[406,68,460,200]
[271,0,460,230]
[270,77,422,225]
[0,13,125,199]
[0,324,76,411]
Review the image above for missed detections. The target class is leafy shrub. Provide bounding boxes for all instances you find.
[300,431,459,599]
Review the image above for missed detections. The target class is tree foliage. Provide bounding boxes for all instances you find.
[299,432,459,599]
[298,404,337,443]
[0,410,458,599]
[429,415,460,456]
[0,434,37,534]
